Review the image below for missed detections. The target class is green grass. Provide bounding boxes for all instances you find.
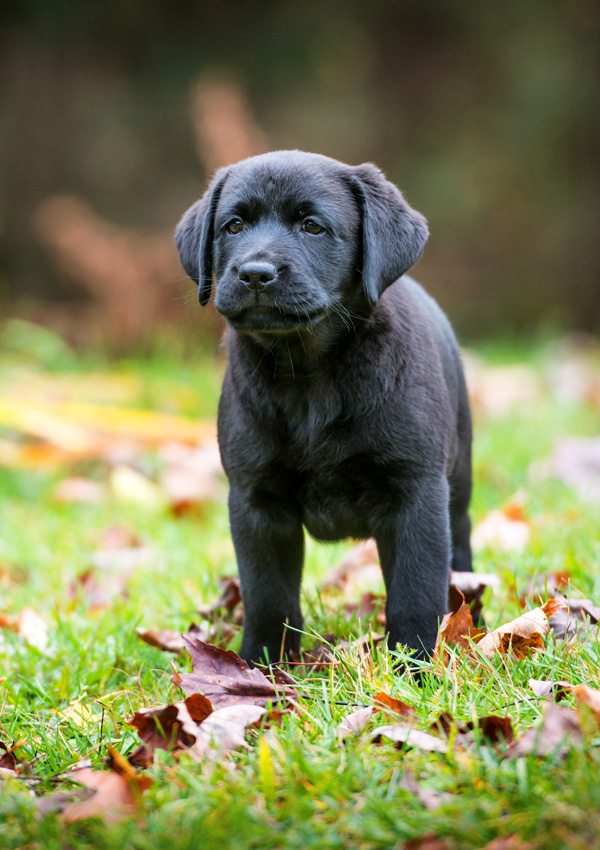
[1,325,600,849]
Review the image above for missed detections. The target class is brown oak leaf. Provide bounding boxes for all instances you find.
[128,693,213,766]
[60,748,152,823]
[476,598,566,660]
[508,703,582,759]
[173,636,297,709]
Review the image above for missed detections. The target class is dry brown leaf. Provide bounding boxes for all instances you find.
[173,636,297,709]
[36,788,95,816]
[321,539,380,590]
[136,622,235,655]
[449,570,500,621]
[368,724,448,753]
[343,591,386,623]
[189,703,267,760]
[463,715,514,746]
[198,577,243,622]
[508,703,582,759]
[430,712,513,748]
[528,678,574,701]
[135,628,186,654]
[403,835,452,850]
[0,741,19,772]
[434,591,486,664]
[373,692,417,720]
[128,693,213,767]
[71,528,150,609]
[336,706,376,741]
[548,592,600,640]
[60,749,152,823]
[573,685,600,725]
[471,509,530,553]
[476,599,566,660]
[399,771,454,811]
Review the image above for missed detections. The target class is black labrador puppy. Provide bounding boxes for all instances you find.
[175,150,472,666]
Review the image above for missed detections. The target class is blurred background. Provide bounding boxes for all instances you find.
[0,0,598,349]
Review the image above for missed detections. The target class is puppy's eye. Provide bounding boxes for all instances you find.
[301,219,325,235]
[225,219,244,234]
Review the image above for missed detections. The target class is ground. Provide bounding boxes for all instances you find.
[0,321,599,850]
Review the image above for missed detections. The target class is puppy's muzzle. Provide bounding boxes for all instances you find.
[238,261,277,294]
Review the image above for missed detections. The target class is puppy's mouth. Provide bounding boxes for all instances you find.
[222,306,329,334]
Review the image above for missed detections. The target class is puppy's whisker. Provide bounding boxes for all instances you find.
[285,338,295,379]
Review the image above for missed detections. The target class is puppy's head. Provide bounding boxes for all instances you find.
[175,151,428,334]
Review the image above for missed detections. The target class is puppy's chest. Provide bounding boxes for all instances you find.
[270,395,404,540]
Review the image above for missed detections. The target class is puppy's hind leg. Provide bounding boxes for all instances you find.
[449,393,473,574]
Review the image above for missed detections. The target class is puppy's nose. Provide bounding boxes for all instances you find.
[238,261,276,293]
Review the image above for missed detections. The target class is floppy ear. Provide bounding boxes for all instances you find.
[349,163,429,305]
[174,168,229,306]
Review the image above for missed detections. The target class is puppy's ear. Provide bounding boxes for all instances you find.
[349,163,429,305]
[174,168,229,306]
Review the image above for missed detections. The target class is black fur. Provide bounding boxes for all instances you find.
[175,150,472,666]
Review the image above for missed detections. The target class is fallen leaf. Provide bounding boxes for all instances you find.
[573,685,600,725]
[373,692,417,720]
[336,706,376,741]
[190,703,267,760]
[36,788,95,816]
[399,771,454,810]
[53,700,95,728]
[508,704,582,759]
[463,356,541,418]
[60,748,152,823]
[343,591,386,623]
[0,741,19,772]
[72,530,151,609]
[173,637,297,709]
[476,599,566,660]
[403,835,452,850]
[159,441,225,515]
[431,713,513,748]
[16,607,49,651]
[54,476,104,504]
[449,570,500,621]
[368,724,448,753]
[136,621,234,655]
[520,571,571,604]
[548,592,600,640]
[528,678,574,701]
[471,509,530,553]
[545,436,600,503]
[198,577,243,622]
[109,465,166,509]
[434,592,481,661]
[135,627,186,654]
[128,693,213,766]
[321,539,380,590]
[463,715,514,746]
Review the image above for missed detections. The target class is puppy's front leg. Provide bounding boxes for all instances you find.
[229,486,304,666]
[376,475,451,661]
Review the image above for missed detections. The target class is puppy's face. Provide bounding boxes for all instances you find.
[211,154,361,334]
[175,151,429,337]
